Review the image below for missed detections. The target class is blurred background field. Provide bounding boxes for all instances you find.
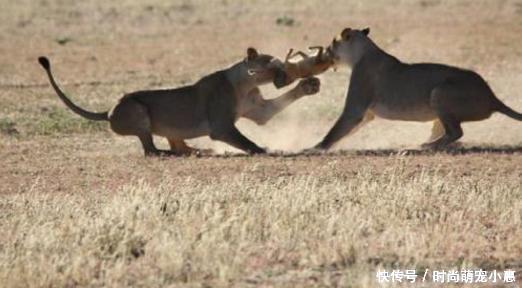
[2,0,522,151]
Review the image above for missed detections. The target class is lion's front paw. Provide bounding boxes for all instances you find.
[298,77,321,96]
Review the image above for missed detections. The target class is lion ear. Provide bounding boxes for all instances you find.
[361,27,370,36]
[341,28,352,39]
[247,47,259,61]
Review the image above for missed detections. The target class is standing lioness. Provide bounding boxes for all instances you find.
[315,28,522,150]
[39,48,320,156]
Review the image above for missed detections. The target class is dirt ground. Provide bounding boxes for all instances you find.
[1,0,521,287]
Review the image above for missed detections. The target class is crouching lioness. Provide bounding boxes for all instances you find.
[38,48,320,156]
[314,28,522,150]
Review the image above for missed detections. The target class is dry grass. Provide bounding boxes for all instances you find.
[1,0,522,287]
[1,158,520,287]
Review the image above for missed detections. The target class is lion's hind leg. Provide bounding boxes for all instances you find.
[423,119,464,149]
[167,139,213,156]
[421,115,463,150]
[109,98,168,156]
[168,139,193,155]
[422,86,464,150]
[425,119,445,143]
[109,98,194,157]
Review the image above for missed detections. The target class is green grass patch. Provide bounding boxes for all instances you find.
[25,107,107,135]
[55,36,73,45]
[0,118,19,136]
[276,15,295,26]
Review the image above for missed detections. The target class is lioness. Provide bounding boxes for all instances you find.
[314,28,522,150]
[38,48,320,156]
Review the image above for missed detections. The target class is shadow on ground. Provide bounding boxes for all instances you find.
[163,145,522,159]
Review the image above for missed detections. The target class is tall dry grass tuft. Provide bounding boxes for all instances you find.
[1,159,520,287]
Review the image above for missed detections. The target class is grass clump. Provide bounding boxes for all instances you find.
[26,107,107,135]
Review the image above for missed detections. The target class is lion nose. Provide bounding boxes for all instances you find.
[273,69,289,88]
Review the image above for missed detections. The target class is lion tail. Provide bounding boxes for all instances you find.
[494,97,522,121]
[38,56,108,121]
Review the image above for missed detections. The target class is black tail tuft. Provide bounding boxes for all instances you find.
[38,57,50,70]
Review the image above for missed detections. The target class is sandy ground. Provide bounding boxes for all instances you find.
[1,0,522,191]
